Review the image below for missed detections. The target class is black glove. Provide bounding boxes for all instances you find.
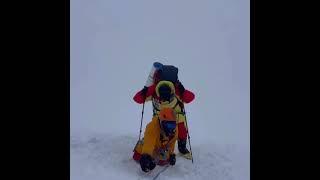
[177,81,185,94]
[169,154,176,165]
[140,154,156,172]
[141,86,148,98]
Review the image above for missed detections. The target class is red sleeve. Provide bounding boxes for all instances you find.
[133,85,156,104]
[133,90,145,104]
[182,90,195,103]
[174,86,195,103]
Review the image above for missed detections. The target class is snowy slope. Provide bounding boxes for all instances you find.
[71,132,248,180]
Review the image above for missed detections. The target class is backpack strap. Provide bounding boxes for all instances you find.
[152,96,181,116]
[175,95,185,115]
[152,97,160,116]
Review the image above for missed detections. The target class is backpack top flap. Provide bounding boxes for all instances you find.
[159,65,178,83]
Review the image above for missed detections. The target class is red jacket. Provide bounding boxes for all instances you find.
[133,84,195,104]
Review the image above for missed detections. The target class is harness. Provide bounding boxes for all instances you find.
[152,95,185,116]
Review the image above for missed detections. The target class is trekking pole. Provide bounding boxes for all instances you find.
[152,164,170,180]
[138,101,145,141]
[133,101,145,152]
[182,106,194,164]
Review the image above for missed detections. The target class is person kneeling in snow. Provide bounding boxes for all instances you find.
[133,107,178,172]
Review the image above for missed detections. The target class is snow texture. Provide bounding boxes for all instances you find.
[71,133,248,180]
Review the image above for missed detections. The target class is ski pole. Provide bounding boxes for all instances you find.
[133,101,145,152]
[152,164,170,180]
[139,101,145,141]
[183,106,194,164]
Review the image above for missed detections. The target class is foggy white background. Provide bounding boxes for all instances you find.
[71,0,249,179]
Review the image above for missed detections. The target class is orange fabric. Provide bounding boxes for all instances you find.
[159,107,176,122]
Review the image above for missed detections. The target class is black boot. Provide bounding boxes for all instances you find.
[178,139,190,154]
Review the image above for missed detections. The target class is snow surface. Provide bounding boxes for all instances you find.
[71,0,249,179]
[71,133,249,180]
